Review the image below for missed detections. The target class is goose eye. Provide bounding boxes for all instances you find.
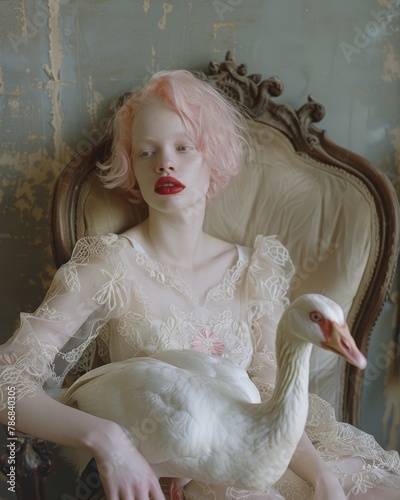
[309,311,323,322]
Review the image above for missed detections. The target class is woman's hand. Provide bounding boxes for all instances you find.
[11,390,164,499]
[91,425,165,500]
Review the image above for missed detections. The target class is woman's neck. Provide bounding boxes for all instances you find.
[142,208,207,271]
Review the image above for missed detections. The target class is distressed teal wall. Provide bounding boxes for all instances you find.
[1,0,399,497]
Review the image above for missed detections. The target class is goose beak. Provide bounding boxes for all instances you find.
[321,322,367,370]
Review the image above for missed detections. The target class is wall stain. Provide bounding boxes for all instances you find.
[150,45,157,74]
[389,126,400,196]
[157,3,173,30]
[212,22,237,60]
[7,97,22,119]
[212,22,237,39]
[381,40,400,83]
[143,0,151,14]
[17,0,28,41]
[382,333,400,450]
[85,76,104,127]
[47,0,65,167]
[0,66,4,94]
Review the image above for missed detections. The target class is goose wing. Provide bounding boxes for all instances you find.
[65,356,240,464]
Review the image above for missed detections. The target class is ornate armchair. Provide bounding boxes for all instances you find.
[3,52,399,500]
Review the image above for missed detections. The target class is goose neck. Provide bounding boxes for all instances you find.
[258,327,313,425]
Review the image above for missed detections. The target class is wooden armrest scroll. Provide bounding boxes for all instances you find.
[1,429,54,500]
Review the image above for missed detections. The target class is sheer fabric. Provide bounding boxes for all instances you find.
[1,234,399,498]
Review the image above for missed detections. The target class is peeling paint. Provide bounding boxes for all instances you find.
[378,0,397,7]
[0,66,4,94]
[7,98,21,118]
[389,126,400,196]
[389,126,400,166]
[0,149,59,198]
[157,3,173,30]
[14,187,33,214]
[18,0,28,41]
[85,76,104,127]
[47,0,65,165]
[143,0,150,14]
[6,0,29,43]
[381,40,400,83]
[39,264,57,290]
[212,22,236,39]
[383,398,400,450]
[382,338,400,450]
[150,45,157,73]
[5,88,23,96]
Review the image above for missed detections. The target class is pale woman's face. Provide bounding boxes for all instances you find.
[131,99,211,213]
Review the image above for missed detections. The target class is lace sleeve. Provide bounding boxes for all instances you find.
[0,234,129,410]
[246,236,294,398]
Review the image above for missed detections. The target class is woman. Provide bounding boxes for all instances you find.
[1,70,399,500]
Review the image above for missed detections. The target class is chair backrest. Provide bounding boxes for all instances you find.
[50,51,400,427]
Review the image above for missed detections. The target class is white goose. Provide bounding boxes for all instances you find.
[64,294,366,492]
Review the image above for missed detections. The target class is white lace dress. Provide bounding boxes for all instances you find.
[1,234,399,499]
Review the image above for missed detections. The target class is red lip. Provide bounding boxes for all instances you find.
[154,176,185,195]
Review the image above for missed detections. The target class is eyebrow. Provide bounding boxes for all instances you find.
[134,133,195,144]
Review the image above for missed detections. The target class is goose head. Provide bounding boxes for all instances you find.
[280,294,367,370]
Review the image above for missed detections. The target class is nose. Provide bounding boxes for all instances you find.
[156,161,175,174]
[155,153,176,174]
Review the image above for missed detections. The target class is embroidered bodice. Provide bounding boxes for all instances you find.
[0,234,294,408]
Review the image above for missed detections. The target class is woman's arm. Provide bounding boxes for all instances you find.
[289,432,346,500]
[0,236,164,498]
[0,389,165,500]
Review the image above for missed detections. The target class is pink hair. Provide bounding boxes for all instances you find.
[98,70,248,204]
